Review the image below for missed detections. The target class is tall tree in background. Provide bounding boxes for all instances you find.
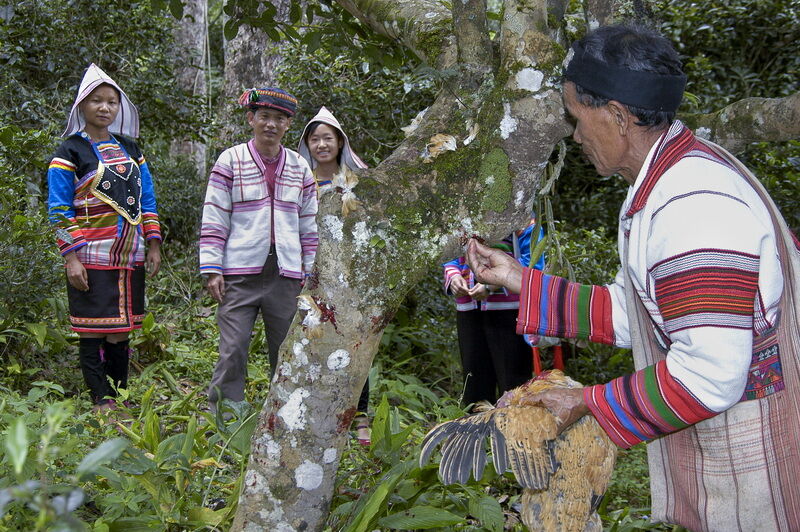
[218,0,297,144]
[171,0,208,176]
[224,0,799,529]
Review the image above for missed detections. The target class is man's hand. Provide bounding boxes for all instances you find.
[206,273,225,303]
[65,252,89,291]
[521,387,590,435]
[449,274,470,297]
[146,240,161,278]
[466,239,524,293]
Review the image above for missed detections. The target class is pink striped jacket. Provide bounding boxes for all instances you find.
[199,141,318,278]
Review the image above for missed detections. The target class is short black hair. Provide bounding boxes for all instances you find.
[572,24,684,128]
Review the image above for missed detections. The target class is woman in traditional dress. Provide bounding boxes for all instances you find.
[298,106,371,445]
[47,64,162,410]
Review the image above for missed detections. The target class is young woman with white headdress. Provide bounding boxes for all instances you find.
[47,63,162,410]
[298,106,372,445]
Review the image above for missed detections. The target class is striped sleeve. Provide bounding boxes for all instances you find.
[298,164,319,273]
[442,257,465,293]
[47,156,87,255]
[139,161,161,241]
[516,268,615,344]
[583,360,716,448]
[198,157,234,274]
[652,249,759,333]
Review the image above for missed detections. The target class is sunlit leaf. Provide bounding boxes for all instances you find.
[377,505,465,529]
[4,419,28,476]
[77,438,129,480]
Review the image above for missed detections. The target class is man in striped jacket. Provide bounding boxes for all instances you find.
[467,24,799,532]
[199,88,318,411]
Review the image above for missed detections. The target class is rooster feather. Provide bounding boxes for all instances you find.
[420,370,617,531]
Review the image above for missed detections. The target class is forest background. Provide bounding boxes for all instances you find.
[0,0,798,530]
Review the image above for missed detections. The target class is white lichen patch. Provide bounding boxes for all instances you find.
[353,221,370,250]
[277,388,310,431]
[244,469,269,491]
[485,175,495,186]
[292,342,309,366]
[695,126,712,139]
[254,433,281,461]
[514,188,525,207]
[500,103,518,139]
[327,349,350,371]
[321,214,344,241]
[516,68,544,92]
[308,363,322,382]
[279,361,292,377]
[323,448,337,464]
[295,460,324,490]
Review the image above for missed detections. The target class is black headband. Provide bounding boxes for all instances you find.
[565,41,687,113]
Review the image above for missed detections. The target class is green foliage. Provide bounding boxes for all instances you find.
[0,0,200,141]
[739,141,800,234]
[660,0,800,113]
[274,21,437,164]
[658,0,800,232]
[329,390,527,531]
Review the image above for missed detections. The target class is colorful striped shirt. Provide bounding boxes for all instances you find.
[519,122,783,448]
[47,135,161,269]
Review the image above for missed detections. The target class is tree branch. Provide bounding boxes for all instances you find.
[452,0,492,69]
[497,0,572,208]
[335,0,456,68]
[684,92,800,154]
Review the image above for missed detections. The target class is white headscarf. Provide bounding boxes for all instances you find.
[62,63,140,138]
[298,106,368,171]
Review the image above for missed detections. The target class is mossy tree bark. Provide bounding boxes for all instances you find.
[231,0,800,529]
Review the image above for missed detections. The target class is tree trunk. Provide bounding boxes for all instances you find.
[170,0,208,177]
[231,0,569,529]
[220,0,294,144]
[231,0,800,529]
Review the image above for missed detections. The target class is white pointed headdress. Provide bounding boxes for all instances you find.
[298,106,368,171]
[62,63,140,138]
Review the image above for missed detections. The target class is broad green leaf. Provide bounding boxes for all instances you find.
[31,380,65,395]
[377,505,465,529]
[187,506,227,527]
[468,495,504,532]
[141,313,155,334]
[5,418,28,475]
[143,410,161,453]
[343,460,414,532]
[181,415,197,460]
[371,394,391,449]
[228,411,257,455]
[168,0,183,19]
[24,322,46,348]
[77,438,129,480]
[112,447,156,476]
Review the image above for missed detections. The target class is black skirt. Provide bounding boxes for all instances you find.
[67,266,145,333]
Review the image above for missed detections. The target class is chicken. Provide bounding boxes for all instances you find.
[420,370,617,531]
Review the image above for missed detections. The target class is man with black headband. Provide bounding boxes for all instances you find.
[467,24,800,530]
[199,87,318,413]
